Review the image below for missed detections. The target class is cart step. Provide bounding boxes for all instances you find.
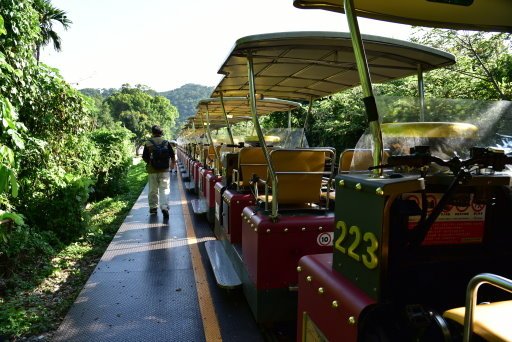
[191,198,207,214]
[205,240,241,289]
[184,181,195,191]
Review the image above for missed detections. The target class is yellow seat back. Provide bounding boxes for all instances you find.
[270,149,327,204]
[238,147,269,187]
[339,149,388,172]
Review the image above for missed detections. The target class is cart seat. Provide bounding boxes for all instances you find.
[234,147,270,188]
[320,149,384,203]
[268,149,329,205]
[443,300,512,342]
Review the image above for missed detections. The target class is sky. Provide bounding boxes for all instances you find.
[41,0,412,92]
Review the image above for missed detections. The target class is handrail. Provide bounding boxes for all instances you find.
[463,273,512,342]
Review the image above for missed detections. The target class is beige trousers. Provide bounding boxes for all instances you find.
[148,172,170,210]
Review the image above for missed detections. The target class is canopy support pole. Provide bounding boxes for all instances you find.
[219,93,235,145]
[205,105,222,175]
[344,0,383,176]
[199,112,208,165]
[300,98,313,148]
[247,52,278,219]
[418,64,425,121]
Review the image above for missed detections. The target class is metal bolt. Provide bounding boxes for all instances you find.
[318,226,323,231]
[236,201,240,204]
[348,316,356,325]
[284,228,288,232]
[301,227,306,231]
[266,229,270,233]
[318,287,324,294]
[254,228,257,232]
[355,183,362,191]
[296,266,302,272]
[375,187,384,196]
[306,276,312,282]
[338,180,345,187]
[331,300,339,308]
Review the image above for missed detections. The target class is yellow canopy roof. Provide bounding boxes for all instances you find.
[213,31,455,101]
[196,97,300,117]
[184,97,301,130]
[293,0,512,33]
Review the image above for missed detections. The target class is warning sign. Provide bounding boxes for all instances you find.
[405,193,486,245]
[317,232,334,246]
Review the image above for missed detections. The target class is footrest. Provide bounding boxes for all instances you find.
[184,181,195,191]
[191,198,208,214]
[181,173,190,182]
[205,240,241,289]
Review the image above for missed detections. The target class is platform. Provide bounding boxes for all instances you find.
[52,172,264,342]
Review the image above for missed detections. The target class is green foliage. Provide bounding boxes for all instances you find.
[0,162,146,340]
[1,0,96,244]
[89,126,134,200]
[410,28,512,100]
[81,92,116,129]
[0,0,40,63]
[104,84,179,148]
[0,224,54,277]
[0,15,6,35]
[21,173,93,243]
[261,88,368,157]
[0,98,24,199]
[79,88,117,98]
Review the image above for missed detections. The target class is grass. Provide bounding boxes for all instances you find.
[0,160,147,340]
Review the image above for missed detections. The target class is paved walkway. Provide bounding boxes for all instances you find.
[53,172,262,341]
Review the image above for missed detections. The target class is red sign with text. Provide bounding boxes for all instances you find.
[406,193,485,245]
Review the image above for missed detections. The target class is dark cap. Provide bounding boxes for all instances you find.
[151,125,163,136]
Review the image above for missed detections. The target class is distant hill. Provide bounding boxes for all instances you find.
[160,84,214,124]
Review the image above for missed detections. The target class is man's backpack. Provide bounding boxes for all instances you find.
[149,139,171,169]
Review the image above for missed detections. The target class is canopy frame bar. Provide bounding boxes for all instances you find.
[247,52,279,219]
[345,0,383,175]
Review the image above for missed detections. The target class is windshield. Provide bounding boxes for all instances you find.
[350,96,512,171]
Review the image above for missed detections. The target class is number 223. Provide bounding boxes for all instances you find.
[335,220,379,269]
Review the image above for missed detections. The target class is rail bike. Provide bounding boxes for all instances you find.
[289,0,512,341]
[176,30,465,326]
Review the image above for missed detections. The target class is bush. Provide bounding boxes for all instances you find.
[20,173,93,244]
[0,223,55,281]
[89,126,134,200]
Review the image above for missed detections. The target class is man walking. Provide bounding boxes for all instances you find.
[142,125,176,218]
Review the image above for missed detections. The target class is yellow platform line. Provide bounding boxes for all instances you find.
[177,174,222,341]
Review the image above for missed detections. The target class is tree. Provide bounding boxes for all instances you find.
[261,88,368,155]
[104,85,179,152]
[410,28,512,101]
[32,0,72,62]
